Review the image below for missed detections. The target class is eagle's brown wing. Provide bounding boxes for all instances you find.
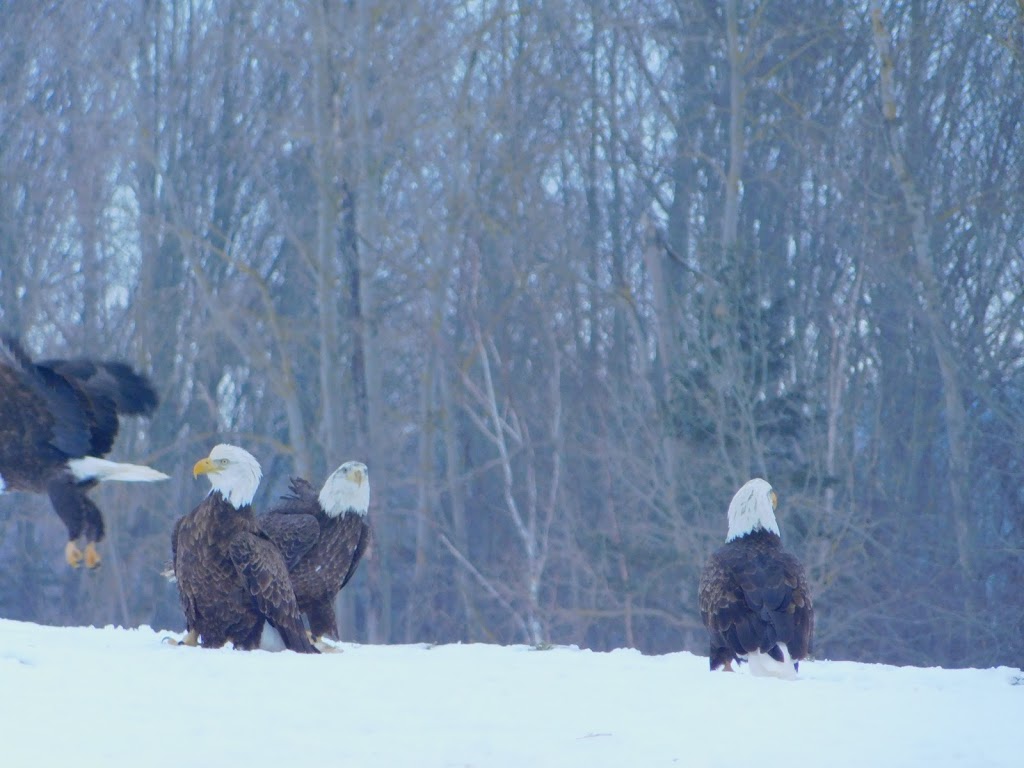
[296,514,371,641]
[767,549,814,659]
[171,515,183,566]
[284,476,318,504]
[227,531,318,653]
[41,358,158,456]
[259,476,323,567]
[171,514,199,634]
[337,517,371,592]
[698,551,745,669]
[0,336,92,464]
[259,511,320,569]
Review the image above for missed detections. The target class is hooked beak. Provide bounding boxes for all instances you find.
[193,457,218,479]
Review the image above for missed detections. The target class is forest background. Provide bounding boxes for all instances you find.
[0,0,1022,669]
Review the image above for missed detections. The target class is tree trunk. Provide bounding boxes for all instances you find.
[870,1,976,648]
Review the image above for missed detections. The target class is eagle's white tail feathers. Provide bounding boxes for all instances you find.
[259,624,287,653]
[68,456,170,483]
[746,642,799,680]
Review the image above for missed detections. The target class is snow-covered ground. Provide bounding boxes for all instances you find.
[0,619,1019,767]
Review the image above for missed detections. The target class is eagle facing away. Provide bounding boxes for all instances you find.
[259,461,371,642]
[0,336,168,568]
[697,478,814,678]
[171,444,317,654]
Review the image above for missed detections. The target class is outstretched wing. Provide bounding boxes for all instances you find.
[227,531,318,654]
[0,336,92,459]
[41,358,159,457]
[39,358,158,416]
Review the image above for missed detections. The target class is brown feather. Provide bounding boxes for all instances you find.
[259,477,371,640]
[172,490,318,653]
[698,529,814,671]
[0,336,160,556]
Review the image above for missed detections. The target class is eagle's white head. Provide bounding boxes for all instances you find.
[725,477,780,542]
[193,443,262,509]
[319,460,370,518]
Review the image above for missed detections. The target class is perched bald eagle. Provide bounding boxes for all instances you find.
[0,336,168,568]
[259,461,371,642]
[698,478,814,678]
[171,444,317,653]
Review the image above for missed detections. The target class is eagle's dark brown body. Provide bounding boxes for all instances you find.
[0,336,159,561]
[172,491,317,653]
[259,478,370,640]
[698,528,814,672]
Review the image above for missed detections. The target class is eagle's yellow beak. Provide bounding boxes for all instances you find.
[769,489,778,510]
[351,468,364,487]
[193,457,218,479]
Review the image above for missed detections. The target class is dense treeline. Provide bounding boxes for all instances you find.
[0,0,1021,668]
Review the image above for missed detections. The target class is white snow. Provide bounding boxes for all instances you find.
[0,618,1019,767]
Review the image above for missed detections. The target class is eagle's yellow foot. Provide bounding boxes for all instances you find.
[83,542,102,569]
[164,629,199,647]
[312,634,343,653]
[723,660,734,672]
[180,629,199,647]
[65,541,84,568]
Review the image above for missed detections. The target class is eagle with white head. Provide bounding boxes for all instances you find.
[0,336,168,568]
[171,443,317,653]
[698,478,814,678]
[259,460,371,643]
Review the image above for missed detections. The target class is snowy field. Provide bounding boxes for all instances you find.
[0,618,1019,768]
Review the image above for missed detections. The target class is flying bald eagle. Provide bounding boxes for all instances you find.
[697,478,814,678]
[259,461,371,643]
[0,336,168,568]
[171,444,317,653]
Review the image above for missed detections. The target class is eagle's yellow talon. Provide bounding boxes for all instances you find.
[306,631,342,653]
[314,638,343,653]
[83,542,102,569]
[162,630,199,647]
[65,541,83,568]
[179,629,199,647]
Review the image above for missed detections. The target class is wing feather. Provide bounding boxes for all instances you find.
[259,512,320,568]
[336,518,371,592]
[227,532,318,654]
[699,533,814,667]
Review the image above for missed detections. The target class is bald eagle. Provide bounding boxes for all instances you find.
[259,461,371,643]
[171,444,317,653]
[0,336,168,568]
[697,478,814,678]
